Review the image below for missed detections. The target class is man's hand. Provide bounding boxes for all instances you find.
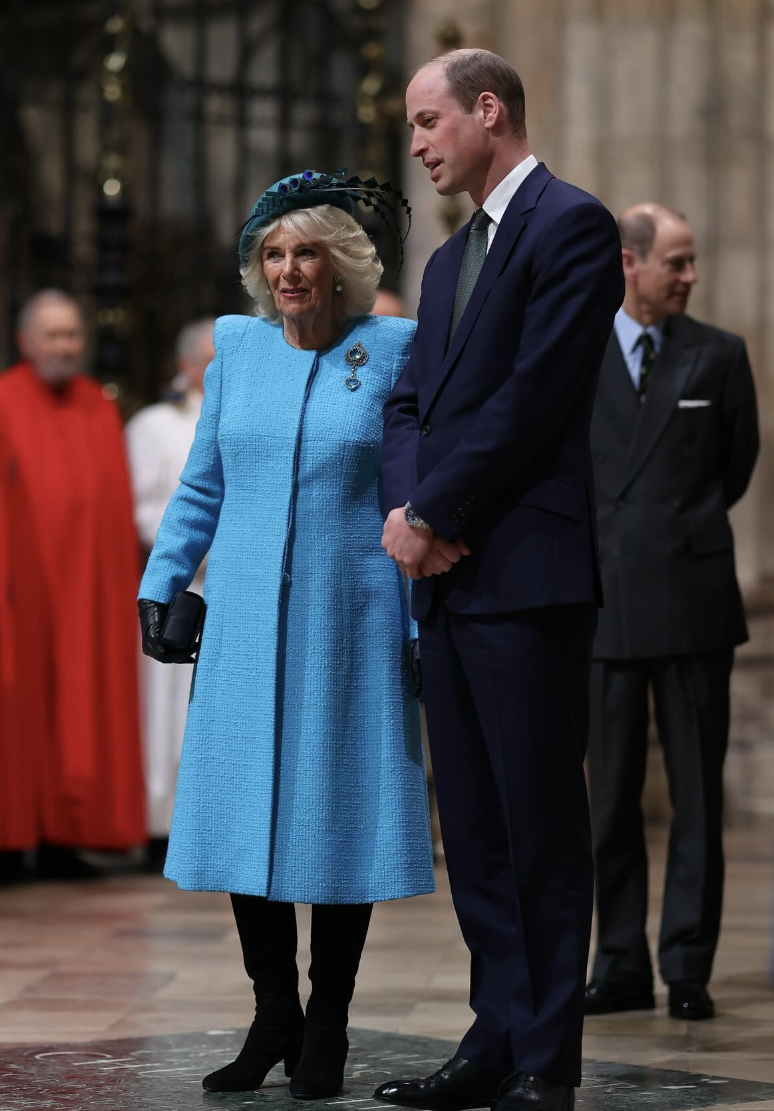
[382,507,434,580]
[419,535,471,577]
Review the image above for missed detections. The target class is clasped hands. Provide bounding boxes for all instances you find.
[381,506,470,581]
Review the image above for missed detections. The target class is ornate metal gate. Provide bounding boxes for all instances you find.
[1,0,407,406]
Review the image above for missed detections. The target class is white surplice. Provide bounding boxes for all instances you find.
[126,391,204,836]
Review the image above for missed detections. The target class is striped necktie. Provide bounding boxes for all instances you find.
[449,208,491,342]
[636,331,656,402]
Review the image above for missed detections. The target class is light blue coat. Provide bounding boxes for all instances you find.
[140,313,435,904]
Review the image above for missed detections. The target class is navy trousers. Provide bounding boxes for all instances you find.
[419,602,597,1088]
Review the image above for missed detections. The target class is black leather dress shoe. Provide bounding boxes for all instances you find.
[584,978,655,1015]
[668,982,715,1020]
[494,1073,574,1111]
[374,1056,505,1110]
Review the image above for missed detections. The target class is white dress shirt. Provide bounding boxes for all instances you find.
[481,153,539,251]
[613,307,665,391]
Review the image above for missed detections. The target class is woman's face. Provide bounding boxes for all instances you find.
[261,228,337,323]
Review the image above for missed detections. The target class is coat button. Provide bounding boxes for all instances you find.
[282,572,291,585]
[420,424,431,436]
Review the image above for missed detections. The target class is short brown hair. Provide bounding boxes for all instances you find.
[436,49,526,136]
[618,205,686,260]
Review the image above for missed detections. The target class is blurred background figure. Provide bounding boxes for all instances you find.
[371,286,408,318]
[0,290,145,880]
[585,206,759,1022]
[0,411,46,884]
[125,317,215,870]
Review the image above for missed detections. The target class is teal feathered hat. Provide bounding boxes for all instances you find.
[237,169,411,268]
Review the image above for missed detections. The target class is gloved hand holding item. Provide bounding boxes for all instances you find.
[138,599,196,664]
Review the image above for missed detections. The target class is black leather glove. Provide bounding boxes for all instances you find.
[409,638,423,702]
[138,599,195,664]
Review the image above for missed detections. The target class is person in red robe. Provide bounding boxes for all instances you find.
[0,412,43,882]
[0,290,144,877]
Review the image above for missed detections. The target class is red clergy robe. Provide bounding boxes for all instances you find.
[0,412,45,848]
[0,362,144,849]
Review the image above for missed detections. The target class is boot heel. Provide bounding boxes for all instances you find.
[289,1025,348,1100]
[202,1015,304,1093]
[284,1033,304,1078]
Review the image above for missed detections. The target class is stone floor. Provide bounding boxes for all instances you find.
[1,827,773,1109]
[2,608,773,1108]
[2,1028,774,1111]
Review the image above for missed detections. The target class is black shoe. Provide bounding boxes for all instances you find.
[495,1073,574,1111]
[374,1056,505,1111]
[289,1024,348,1099]
[668,982,715,1021]
[584,978,655,1015]
[145,837,168,874]
[202,1013,304,1092]
[0,850,29,886]
[35,844,101,881]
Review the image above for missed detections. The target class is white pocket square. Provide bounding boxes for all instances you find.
[678,399,712,408]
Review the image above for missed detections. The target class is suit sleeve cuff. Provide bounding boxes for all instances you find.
[409,490,476,543]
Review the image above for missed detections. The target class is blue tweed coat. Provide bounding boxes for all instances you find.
[140,313,435,904]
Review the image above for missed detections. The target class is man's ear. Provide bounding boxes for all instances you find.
[478,92,502,131]
[621,248,640,284]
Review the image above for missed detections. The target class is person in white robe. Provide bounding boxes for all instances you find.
[126,318,215,863]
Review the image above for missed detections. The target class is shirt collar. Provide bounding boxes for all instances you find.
[615,307,666,355]
[481,154,539,229]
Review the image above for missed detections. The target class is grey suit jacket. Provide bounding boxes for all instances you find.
[591,312,759,659]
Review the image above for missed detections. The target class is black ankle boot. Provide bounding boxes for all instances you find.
[288,1024,349,1099]
[289,902,373,1100]
[202,1002,304,1092]
[203,894,303,1093]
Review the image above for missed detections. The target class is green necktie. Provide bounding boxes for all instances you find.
[449,208,491,342]
[636,331,656,402]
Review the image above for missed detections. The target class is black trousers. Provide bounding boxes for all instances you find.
[419,602,596,1088]
[587,651,733,987]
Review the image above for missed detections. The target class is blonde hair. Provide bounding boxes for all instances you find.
[240,205,384,321]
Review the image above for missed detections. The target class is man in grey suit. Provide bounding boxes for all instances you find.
[585,204,759,1022]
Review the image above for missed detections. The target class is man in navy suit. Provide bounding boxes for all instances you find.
[375,50,624,1111]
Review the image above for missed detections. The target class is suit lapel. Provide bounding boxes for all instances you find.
[419,163,554,424]
[434,227,467,363]
[616,316,701,496]
[597,334,640,450]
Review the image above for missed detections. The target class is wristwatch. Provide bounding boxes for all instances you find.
[404,501,432,530]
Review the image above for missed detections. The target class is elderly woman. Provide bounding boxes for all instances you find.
[138,172,435,1097]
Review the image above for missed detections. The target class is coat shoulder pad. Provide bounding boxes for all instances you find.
[673,313,744,351]
[545,175,608,210]
[362,314,416,352]
[213,313,261,350]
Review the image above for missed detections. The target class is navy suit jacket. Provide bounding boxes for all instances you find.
[382,163,625,620]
